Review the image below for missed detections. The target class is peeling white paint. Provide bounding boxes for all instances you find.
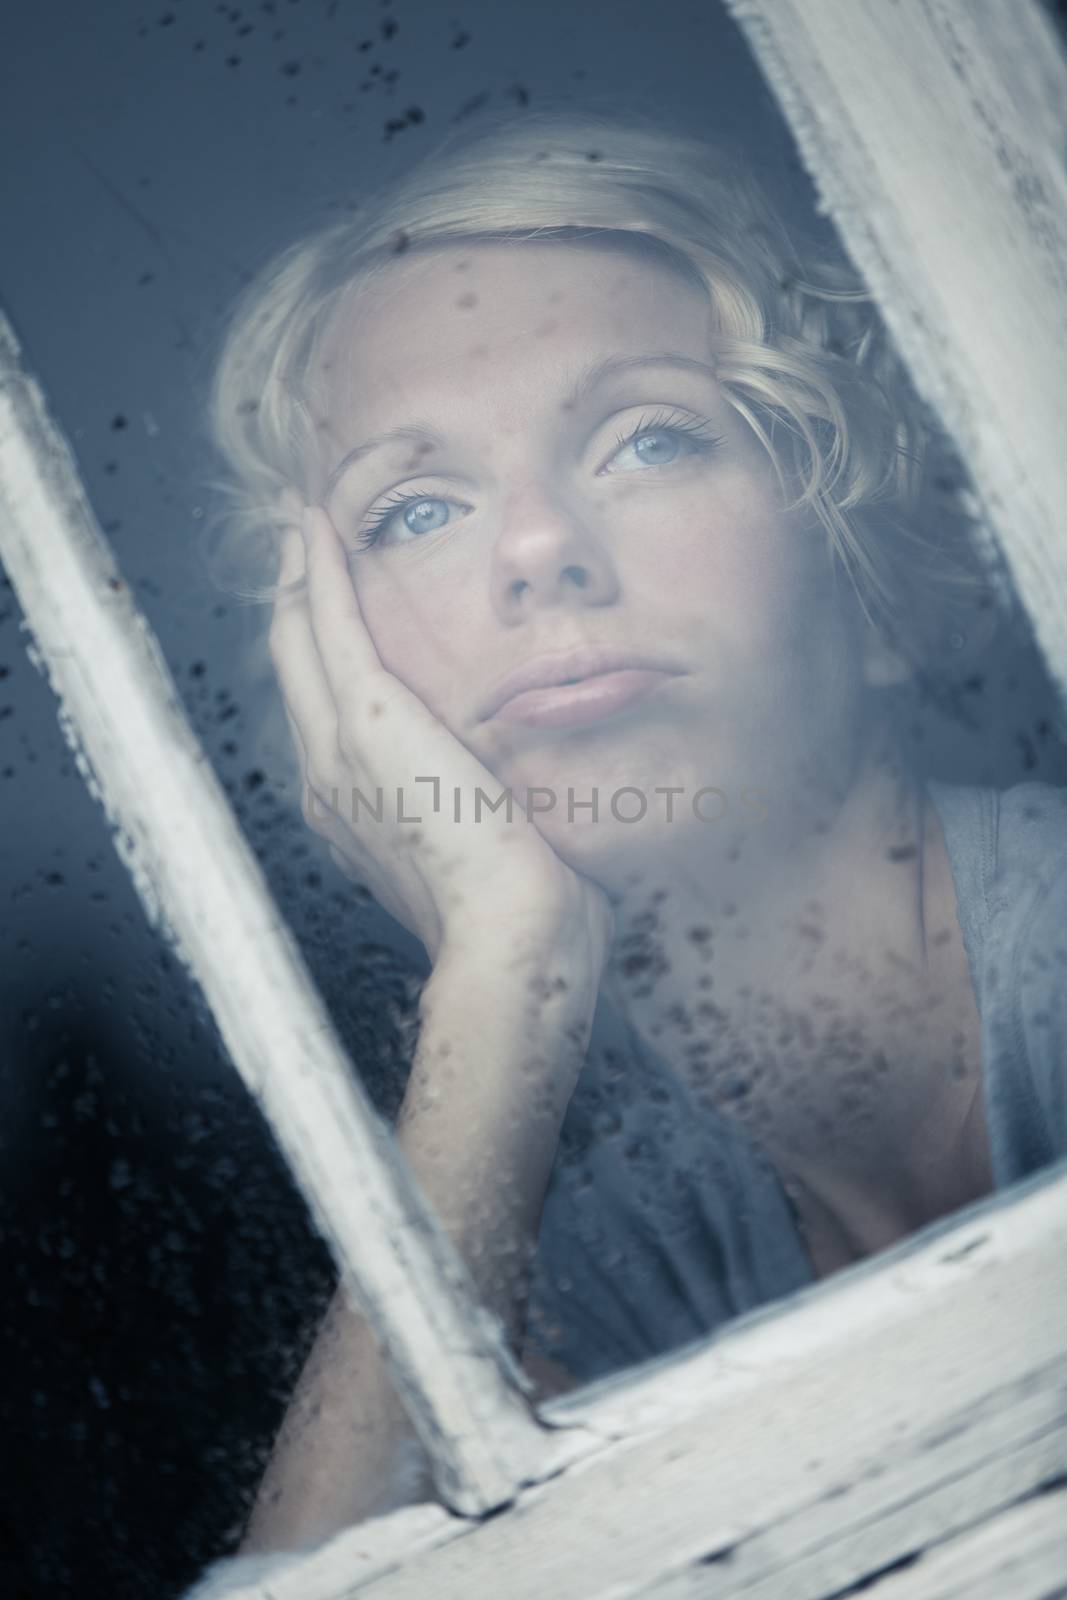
[725,0,1067,708]
[187,1163,1067,1599]
[0,309,561,1520]
[6,0,1067,1592]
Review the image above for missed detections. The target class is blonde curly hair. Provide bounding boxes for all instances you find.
[199,104,1002,783]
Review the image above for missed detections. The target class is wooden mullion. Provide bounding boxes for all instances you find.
[0,309,577,1519]
[724,0,1067,704]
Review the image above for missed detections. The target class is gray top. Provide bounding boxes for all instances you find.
[187,777,1067,1600]
[526,779,1067,1383]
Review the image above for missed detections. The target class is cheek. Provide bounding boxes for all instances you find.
[622,478,799,632]
[350,565,460,719]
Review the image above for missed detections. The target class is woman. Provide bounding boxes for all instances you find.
[201,106,1067,1559]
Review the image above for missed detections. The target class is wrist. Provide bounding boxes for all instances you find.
[434,887,610,987]
[425,929,602,1051]
[405,927,601,1144]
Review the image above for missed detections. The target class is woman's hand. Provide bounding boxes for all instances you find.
[268,504,614,972]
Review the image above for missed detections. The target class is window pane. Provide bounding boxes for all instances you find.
[3,3,1067,1596]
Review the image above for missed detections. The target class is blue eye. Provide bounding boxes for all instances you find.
[355,493,462,550]
[607,410,724,474]
[632,430,682,464]
[398,497,452,535]
[352,409,722,553]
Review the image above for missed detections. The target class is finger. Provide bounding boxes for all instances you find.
[269,523,342,782]
[280,700,312,800]
[269,539,321,799]
[281,702,342,836]
[326,843,374,901]
[301,506,500,818]
[273,509,306,598]
[301,505,415,731]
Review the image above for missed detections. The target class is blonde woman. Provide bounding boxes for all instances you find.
[199,107,1067,1565]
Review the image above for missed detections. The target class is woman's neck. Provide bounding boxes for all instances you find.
[603,716,923,1029]
[601,723,992,1269]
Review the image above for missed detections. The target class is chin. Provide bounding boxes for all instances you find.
[532,808,682,888]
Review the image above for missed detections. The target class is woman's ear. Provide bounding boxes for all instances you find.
[860,625,913,688]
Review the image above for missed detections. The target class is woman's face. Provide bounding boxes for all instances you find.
[308,239,865,885]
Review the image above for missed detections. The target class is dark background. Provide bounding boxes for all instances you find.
[2,3,1066,1595]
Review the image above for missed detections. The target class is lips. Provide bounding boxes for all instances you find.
[478,645,684,723]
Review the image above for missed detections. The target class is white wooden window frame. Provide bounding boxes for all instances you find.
[1,3,1066,1595]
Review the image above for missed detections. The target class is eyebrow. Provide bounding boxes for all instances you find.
[322,352,718,501]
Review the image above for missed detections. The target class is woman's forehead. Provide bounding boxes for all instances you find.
[313,238,712,399]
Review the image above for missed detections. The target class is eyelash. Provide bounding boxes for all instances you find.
[351,408,725,551]
[611,407,723,458]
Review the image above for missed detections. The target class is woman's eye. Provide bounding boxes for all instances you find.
[603,415,725,475]
[393,497,453,536]
[355,493,464,550]
[622,429,685,467]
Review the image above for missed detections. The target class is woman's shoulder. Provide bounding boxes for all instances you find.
[991,779,1067,889]
[929,776,1067,912]
[930,777,1067,1179]
[997,783,1067,1174]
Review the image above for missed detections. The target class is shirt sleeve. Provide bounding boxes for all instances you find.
[1015,855,1067,1166]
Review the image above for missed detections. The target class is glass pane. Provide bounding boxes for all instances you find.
[3,2,1067,1594]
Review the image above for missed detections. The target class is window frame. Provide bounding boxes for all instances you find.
[1,3,1066,1594]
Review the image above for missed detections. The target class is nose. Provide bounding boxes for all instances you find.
[490,485,619,619]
